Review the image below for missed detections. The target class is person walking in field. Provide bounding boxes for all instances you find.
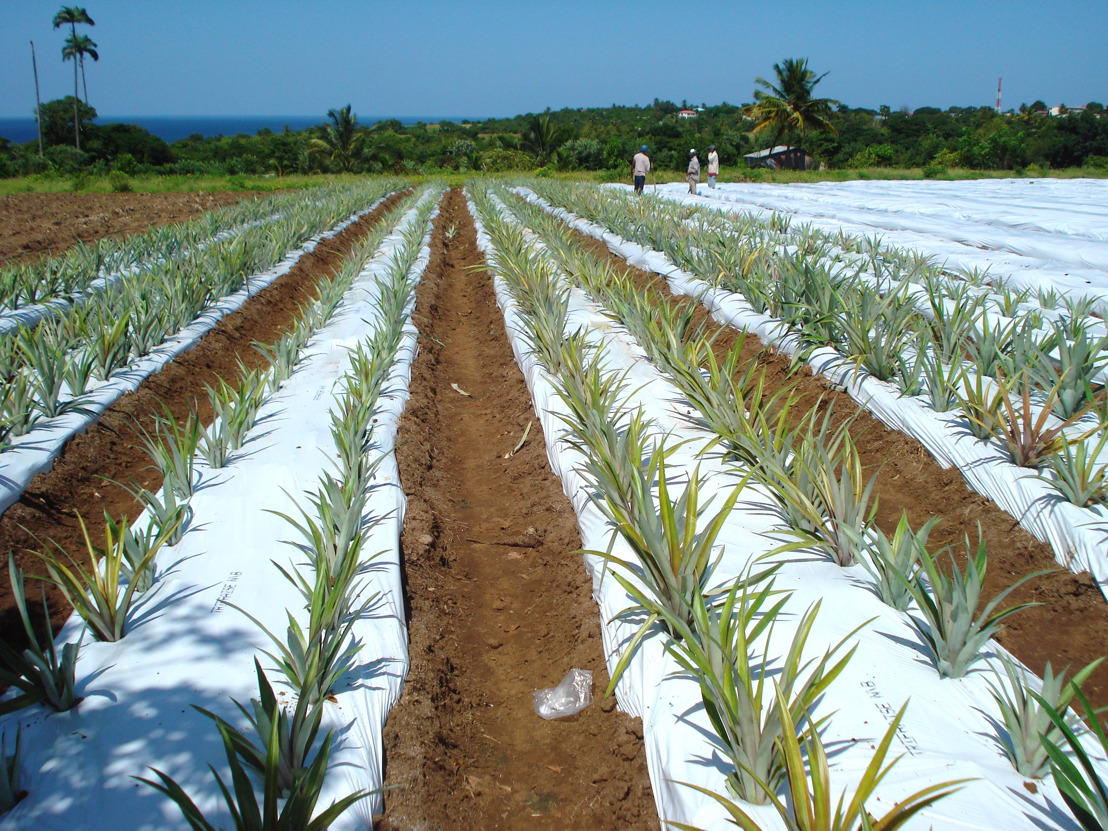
[707,144,719,188]
[687,148,700,195]
[632,145,650,195]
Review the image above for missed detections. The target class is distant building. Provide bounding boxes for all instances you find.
[677,109,698,119]
[744,145,811,171]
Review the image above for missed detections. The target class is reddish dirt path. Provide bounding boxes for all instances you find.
[377,189,655,829]
[0,191,255,265]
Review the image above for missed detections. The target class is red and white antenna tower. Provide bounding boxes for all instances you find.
[996,77,1003,113]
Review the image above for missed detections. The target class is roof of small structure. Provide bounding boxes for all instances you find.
[743,145,801,159]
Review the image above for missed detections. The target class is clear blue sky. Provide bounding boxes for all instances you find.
[1,0,1104,120]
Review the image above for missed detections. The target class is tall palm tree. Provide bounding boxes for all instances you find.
[309,105,365,172]
[53,6,95,150]
[521,114,568,166]
[745,57,838,153]
[63,33,99,107]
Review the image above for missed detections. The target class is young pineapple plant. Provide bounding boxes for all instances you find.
[197,372,268,469]
[918,343,966,413]
[1036,683,1108,830]
[36,512,170,642]
[130,480,193,546]
[1030,318,1108,419]
[906,532,1049,679]
[1041,431,1108,507]
[138,717,371,831]
[193,659,325,798]
[0,555,81,714]
[994,370,1095,468]
[673,685,967,831]
[856,513,939,611]
[583,446,745,639]
[955,369,1012,442]
[650,574,859,804]
[988,653,1103,779]
[136,405,201,501]
[758,407,877,568]
[964,309,1020,379]
[839,281,922,383]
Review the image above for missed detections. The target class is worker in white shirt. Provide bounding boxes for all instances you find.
[632,145,650,194]
[707,145,719,188]
[687,149,700,195]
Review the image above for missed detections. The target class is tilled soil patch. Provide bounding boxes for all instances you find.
[377,189,655,829]
[0,191,409,646]
[563,221,1108,708]
[0,191,256,265]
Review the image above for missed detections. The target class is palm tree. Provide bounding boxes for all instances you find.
[521,114,568,166]
[309,105,365,172]
[53,6,95,150]
[745,57,838,154]
[63,33,99,107]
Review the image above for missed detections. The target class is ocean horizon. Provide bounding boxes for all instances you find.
[0,114,481,145]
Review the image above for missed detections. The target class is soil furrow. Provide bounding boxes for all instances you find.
[378,188,655,829]
[0,190,408,646]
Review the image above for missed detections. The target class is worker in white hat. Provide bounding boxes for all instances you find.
[687,148,700,196]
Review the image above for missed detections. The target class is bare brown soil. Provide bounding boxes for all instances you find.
[0,191,254,265]
[376,189,655,829]
[564,221,1108,706]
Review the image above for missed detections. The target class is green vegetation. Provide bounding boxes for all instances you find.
[51,6,95,152]
[746,57,838,150]
[4,52,1107,184]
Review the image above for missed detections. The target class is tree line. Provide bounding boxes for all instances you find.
[3,54,1106,179]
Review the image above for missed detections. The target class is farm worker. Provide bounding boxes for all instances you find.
[632,145,650,195]
[707,145,719,188]
[687,149,700,195]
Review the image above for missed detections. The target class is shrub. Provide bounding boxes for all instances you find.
[845,143,898,168]
[111,152,138,175]
[478,148,533,172]
[108,171,132,193]
[44,144,88,174]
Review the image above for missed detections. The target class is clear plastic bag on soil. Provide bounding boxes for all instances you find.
[533,668,593,719]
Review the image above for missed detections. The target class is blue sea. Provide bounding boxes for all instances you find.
[0,114,477,144]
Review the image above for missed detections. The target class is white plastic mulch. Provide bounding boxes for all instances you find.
[472,188,1106,831]
[542,182,1108,597]
[0,192,438,831]
[665,178,1108,302]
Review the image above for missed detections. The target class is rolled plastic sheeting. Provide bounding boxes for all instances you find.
[648,180,1108,307]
